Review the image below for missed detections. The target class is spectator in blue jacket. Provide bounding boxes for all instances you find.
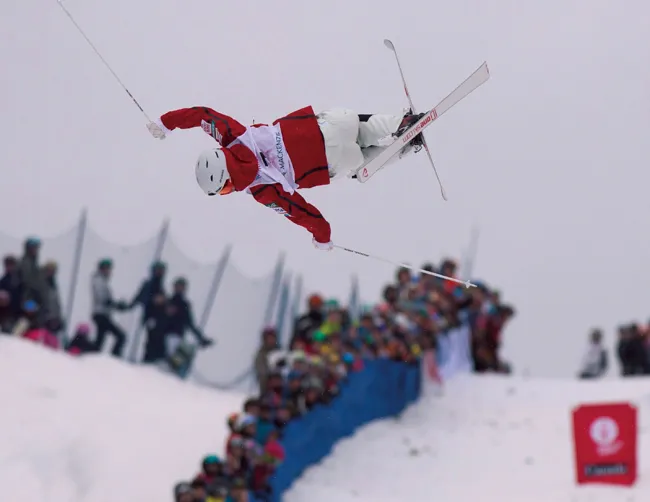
[19,238,48,316]
[254,402,276,445]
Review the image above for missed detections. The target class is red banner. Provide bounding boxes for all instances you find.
[572,402,638,486]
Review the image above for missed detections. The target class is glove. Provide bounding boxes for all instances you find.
[312,238,333,251]
[147,121,167,140]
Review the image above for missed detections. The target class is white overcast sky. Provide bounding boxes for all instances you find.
[2,0,649,376]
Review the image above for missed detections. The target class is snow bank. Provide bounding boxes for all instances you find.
[286,374,650,502]
[0,337,246,502]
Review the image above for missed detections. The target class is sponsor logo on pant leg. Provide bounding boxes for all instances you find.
[266,203,290,217]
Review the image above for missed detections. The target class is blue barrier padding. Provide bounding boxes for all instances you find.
[268,359,421,502]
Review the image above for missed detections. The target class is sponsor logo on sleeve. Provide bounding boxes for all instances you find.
[201,120,223,143]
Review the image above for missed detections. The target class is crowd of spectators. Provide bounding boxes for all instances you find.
[8,229,650,500]
[172,257,515,502]
[0,237,213,373]
[0,238,65,348]
[0,235,516,502]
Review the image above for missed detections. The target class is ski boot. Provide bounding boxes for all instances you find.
[350,109,424,179]
[395,109,425,157]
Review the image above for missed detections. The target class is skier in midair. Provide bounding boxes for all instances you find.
[146,106,424,250]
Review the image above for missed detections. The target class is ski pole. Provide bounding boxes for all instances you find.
[384,39,448,201]
[333,245,476,288]
[56,0,152,122]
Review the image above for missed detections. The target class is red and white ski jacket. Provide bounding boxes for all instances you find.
[159,106,333,244]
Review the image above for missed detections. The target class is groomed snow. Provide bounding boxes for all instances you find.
[3,336,648,502]
[0,337,245,502]
[285,374,650,502]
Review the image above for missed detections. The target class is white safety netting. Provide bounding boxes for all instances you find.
[191,261,278,391]
[273,274,295,348]
[0,232,24,266]
[0,217,285,388]
[159,237,219,328]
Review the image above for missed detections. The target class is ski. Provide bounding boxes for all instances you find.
[384,38,448,200]
[354,61,490,183]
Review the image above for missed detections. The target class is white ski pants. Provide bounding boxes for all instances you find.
[317,108,403,180]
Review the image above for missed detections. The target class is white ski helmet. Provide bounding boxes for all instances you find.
[195,148,230,196]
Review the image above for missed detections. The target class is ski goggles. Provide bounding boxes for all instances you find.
[219,179,235,196]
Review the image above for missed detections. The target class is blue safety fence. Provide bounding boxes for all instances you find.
[268,358,421,501]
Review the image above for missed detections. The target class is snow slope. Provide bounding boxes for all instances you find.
[3,335,648,502]
[0,337,245,502]
[286,374,650,502]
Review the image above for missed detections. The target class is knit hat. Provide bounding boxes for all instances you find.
[308,294,324,309]
[235,413,256,431]
[312,330,327,342]
[76,323,90,335]
[174,482,192,497]
[202,454,221,467]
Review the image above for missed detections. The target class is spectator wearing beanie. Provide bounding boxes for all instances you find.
[254,402,276,445]
[194,454,229,492]
[254,327,279,394]
[173,482,193,502]
[19,237,48,310]
[91,258,129,357]
[229,478,251,502]
[291,294,324,346]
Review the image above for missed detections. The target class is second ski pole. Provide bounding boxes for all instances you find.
[333,244,476,288]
